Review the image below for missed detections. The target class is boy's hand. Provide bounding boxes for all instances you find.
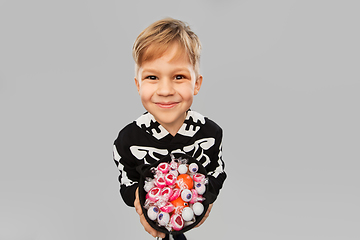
[134,187,166,239]
[195,203,213,228]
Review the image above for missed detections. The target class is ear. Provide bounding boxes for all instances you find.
[135,77,140,94]
[194,75,203,95]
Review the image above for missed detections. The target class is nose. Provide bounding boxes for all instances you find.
[156,79,175,96]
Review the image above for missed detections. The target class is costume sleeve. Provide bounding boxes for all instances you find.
[113,130,140,207]
[205,127,227,204]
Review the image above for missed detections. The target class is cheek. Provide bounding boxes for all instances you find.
[139,84,156,102]
[176,84,194,101]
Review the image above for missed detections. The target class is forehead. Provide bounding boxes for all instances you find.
[141,42,191,67]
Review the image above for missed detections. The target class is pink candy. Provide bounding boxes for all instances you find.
[168,188,181,201]
[190,189,198,204]
[146,187,161,202]
[160,202,175,213]
[158,162,170,174]
[170,214,184,231]
[165,173,176,186]
[193,173,205,183]
[161,187,173,201]
[155,175,167,188]
[144,158,209,232]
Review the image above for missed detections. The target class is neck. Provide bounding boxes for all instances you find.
[156,113,187,137]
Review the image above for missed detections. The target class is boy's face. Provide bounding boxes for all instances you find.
[135,43,202,135]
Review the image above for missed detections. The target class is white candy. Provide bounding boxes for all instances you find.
[181,189,193,202]
[189,163,198,173]
[169,161,179,177]
[194,182,206,195]
[178,164,188,174]
[170,169,179,177]
[147,206,159,221]
[144,180,155,192]
[181,207,194,222]
[192,202,204,216]
[157,212,170,226]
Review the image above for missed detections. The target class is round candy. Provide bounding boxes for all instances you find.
[147,206,159,221]
[189,163,198,173]
[146,187,161,202]
[160,202,175,213]
[193,173,205,183]
[157,212,170,226]
[165,173,176,186]
[176,174,194,189]
[194,182,206,195]
[169,161,179,177]
[170,213,184,231]
[144,180,155,192]
[168,188,181,201]
[169,161,178,171]
[171,197,189,214]
[192,202,204,216]
[195,195,205,202]
[181,207,194,222]
[178,164,188,175]
[157,162,170,174]
[181,189,193,202]
[189,189,198,204]
[155,175,166,188]
[169,169,179,178]
[160,187,173,201]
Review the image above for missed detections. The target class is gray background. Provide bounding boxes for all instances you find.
[1,0,359,239]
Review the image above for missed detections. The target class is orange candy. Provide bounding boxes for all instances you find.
[176,174,194,189]
[171,196,189,214]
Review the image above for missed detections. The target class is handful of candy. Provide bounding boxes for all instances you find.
[141,154,208,233]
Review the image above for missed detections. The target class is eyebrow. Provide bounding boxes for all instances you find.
[140,68,160,74]
[141,67,191,75]
[171,67,191,73]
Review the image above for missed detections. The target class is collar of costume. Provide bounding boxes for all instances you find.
[135,110,206,140]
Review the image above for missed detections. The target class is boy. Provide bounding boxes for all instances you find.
[113,18,226,240]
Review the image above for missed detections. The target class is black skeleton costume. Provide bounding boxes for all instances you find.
[113,110,227,207]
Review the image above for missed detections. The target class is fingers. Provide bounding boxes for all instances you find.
[206,203,213,217]
[139,214,156,237]
[134,187,165,239]
[134,187,143,215]
[158,231,166,238]
[195,216,206,228]
[195,203,213,228]
[139,214,165,238]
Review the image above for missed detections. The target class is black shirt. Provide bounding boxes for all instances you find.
[113,110,227,207]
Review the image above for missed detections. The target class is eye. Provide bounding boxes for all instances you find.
[145,75,157,80]
[175,75,185,80]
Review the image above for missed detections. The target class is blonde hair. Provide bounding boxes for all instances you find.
[132,18,201,76]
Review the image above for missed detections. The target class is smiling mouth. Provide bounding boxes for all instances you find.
[156,102,179,109]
